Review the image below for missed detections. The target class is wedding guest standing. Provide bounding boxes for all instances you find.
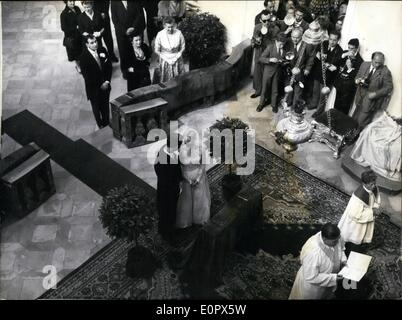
[176,131,211,229]
[78,1,105,45]
[333,38,363,115]
[250,10,280,99]
[60,1,82,73]
[93,0,119,62]
[257,32,287,112]
[255,0,277,25]
[310,30,343,118]
[154,134,183,242]
[352,52,393,129]
[158,0,186,23]
[141,0,160,43]
[111,0,146,78]
[126,32,152,92]
[154,17,186,83]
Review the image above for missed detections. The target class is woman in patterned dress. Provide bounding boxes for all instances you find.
[154,17,186,83]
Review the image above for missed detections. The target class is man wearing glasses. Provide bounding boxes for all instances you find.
[251,10,280,99]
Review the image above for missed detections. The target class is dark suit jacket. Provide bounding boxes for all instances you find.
[79,47,112,100]
[93,0,110,15]
[111,1,145,35]
[252,22,280,50]
[78,11,104,36]
[154,147,183,234]
[254,10,277,25]
[355,61,393,111]
[335,51,363,85]
[60,5,82,38]
[259,42,286,75]
[311,41,343,85]
[283,40,316,74]
[294,19,309,33]
[127,43,151,72]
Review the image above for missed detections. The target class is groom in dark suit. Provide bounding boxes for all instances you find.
[79,34,112,129]
[154,133,183,242]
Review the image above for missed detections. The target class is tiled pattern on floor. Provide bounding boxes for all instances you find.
[0,158,110,300]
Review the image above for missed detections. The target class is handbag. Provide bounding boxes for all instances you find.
[63,37,74,49]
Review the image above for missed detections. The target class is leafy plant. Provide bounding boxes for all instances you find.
[99,185,156,245]
[209,117,250,174]
[179,12,227,69]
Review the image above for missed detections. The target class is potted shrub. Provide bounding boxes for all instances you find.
[209,117,250,199]
[99,185,159,279]
[179,12,227,70]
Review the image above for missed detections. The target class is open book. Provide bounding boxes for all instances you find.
[338,251,373,282]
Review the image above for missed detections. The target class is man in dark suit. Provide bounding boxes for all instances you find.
[111,0,146,77]
[154,134,183,243]
[78,1,105,45]
[333,38,363,115]
[93,0,119,62]
[257,32,287,112]
[251,10,280,99]
[255,0,277,25]
[283,27,316,108]
[293,7,309,32]
[310,30,343,117]
[79,34,112,129]
[353,52,393,129]
[141,0,160,42]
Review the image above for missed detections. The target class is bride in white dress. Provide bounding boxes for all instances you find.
[176,131,211,228]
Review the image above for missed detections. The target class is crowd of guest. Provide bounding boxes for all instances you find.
[60,0,187,129]
[251,0,393,131]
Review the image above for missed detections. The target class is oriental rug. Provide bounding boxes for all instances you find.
[39,144,401,300]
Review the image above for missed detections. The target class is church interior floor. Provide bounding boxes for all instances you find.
[0,1,400,300]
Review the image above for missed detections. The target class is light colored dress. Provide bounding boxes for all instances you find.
[350,112,401,181]
[338,186,380,245]
[154,28,186,83]
[289,232,346,300]
[176,144,211,228]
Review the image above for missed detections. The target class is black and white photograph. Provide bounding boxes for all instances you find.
[0,0,400,304]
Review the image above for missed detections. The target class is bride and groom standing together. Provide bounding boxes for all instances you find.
[154,129,211,243]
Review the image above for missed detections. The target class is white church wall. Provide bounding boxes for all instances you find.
[334,0,401,117]
[191,1,264,52]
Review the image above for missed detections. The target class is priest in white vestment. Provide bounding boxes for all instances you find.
[289,223,347,300]
[338,170,380,245]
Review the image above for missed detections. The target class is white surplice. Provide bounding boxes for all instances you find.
[289,232,346,300]
[338,186,381,245]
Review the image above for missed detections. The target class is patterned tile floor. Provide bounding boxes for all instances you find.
[0,1,401,300]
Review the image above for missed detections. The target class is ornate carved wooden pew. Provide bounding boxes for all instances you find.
[110,39,253,148]
[0,142,56,218]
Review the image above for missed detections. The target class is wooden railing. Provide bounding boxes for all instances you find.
[110,39,253,148]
